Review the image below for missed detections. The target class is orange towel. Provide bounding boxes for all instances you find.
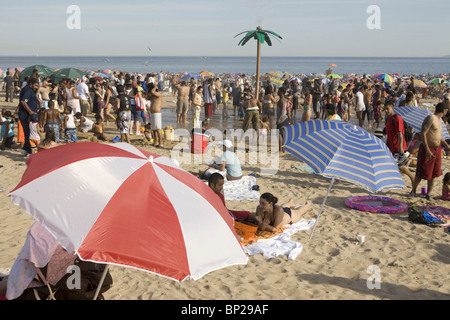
[234,221,287,246]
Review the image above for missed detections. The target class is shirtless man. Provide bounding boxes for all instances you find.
[43,100,64,142]
[363,84,373,129]
[410,102,450,200]
[37,81,51,109]
[176,80,190,125]
[149,83,163,147]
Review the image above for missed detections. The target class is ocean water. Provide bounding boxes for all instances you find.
[0,56,449,76]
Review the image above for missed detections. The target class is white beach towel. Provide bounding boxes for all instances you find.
[243,219,315,260]
[223,176,260,201]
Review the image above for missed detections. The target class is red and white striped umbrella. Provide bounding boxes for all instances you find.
[9,142,248,282]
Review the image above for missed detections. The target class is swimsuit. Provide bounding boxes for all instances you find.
[283,207,292,218]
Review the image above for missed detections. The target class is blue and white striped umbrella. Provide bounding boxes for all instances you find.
[394,105,450,140]
[283,120,405,193]
[282,120,405,240]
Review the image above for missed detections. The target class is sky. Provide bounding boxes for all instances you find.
[2,0,450,57]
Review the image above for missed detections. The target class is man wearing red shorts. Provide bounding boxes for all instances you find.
[410,103,450,200]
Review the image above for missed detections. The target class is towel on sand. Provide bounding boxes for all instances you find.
[241,219,315,260]
[223,176,260,201]
[418,206,450,227]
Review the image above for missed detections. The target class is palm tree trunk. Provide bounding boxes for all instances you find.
[255,39,261,100]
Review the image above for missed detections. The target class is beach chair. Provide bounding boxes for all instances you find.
[16,257,113,300]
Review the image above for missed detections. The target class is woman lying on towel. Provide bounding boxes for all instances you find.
[255,193,311,232]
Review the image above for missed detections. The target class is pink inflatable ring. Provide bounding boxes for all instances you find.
[345,195,408,214]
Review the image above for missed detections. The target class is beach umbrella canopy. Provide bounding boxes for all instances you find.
[199,71,214,77]
[326,74,342,79]
[428,78,450,85]
[328,64,337,67]
[50,68,86,83]
[394,105,450,140]
[19,65,55,81]
[181,73,200,80]
[9,142,248,283]
[374,73,394,83]
[412,79,427,88]
[282,120,405,239]
[267,71,281,78]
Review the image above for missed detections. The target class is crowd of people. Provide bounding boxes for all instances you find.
[1,67,450,224]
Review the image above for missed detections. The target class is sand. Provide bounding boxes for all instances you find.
[1,88,450,301]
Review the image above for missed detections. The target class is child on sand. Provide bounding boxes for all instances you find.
[1,111,19,150]
[92,115,107,141]
[29,113,41,154]
[443,172,450,200]
[75,112,94,133]
[259,116,270,143]
[143,122,153,142]
[64,107,77,143]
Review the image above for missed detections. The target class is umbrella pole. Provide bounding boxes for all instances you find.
[309,178,335,241]
[93,264,109,300]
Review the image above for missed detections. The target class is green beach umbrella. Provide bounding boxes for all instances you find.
[428,78,450,85]
[234,26,282,97]
[50,68,86,83]
[326,74,342,79]
[19,65,55,81]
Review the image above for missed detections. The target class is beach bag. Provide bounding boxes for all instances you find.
[135,96,145,111]
[408,205,444,227]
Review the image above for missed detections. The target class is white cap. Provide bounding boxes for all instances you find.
[219,140,233,148]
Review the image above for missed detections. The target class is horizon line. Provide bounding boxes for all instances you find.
[0,55,448,59]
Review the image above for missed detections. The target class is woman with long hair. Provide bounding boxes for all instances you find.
[254,192,311,232]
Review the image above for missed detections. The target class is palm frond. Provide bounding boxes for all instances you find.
[261,29,283,40]
[233,30,253,38]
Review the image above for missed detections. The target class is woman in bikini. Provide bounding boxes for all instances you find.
[262,85,278,129]
[254,192,311,232]
[302,86,313,122]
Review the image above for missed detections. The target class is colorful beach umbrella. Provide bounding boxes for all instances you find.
[50,68,86,83]
[9,142,248,283]
[328,64,337,67]
[19,65,55,81]
[200,71,214,77]
[394,105,450,140]
[412,80,427,88]
[282,120,405,239]
[268,71,281,78]
[374,73,394,83]
[269,78,283,86]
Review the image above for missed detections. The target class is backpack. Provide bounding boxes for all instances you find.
[393,114,413,143]
[408,205,443,228]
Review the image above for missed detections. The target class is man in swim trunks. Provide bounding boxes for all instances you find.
[176,80,190,125]
[116,85,131,144]
[43,100,64,142]
[410,102,450,200]
[149,83,163,147]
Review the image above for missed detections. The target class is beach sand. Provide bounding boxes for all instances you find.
[1,89,450,300]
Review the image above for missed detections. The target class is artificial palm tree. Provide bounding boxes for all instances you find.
[234,26,282,98]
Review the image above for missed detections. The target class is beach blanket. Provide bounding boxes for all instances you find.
[223,176,260,201]
[418,206,450,227]
[239,219,315,260]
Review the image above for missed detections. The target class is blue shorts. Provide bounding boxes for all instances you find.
[130,110,142,122]
[65,129,77,142]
